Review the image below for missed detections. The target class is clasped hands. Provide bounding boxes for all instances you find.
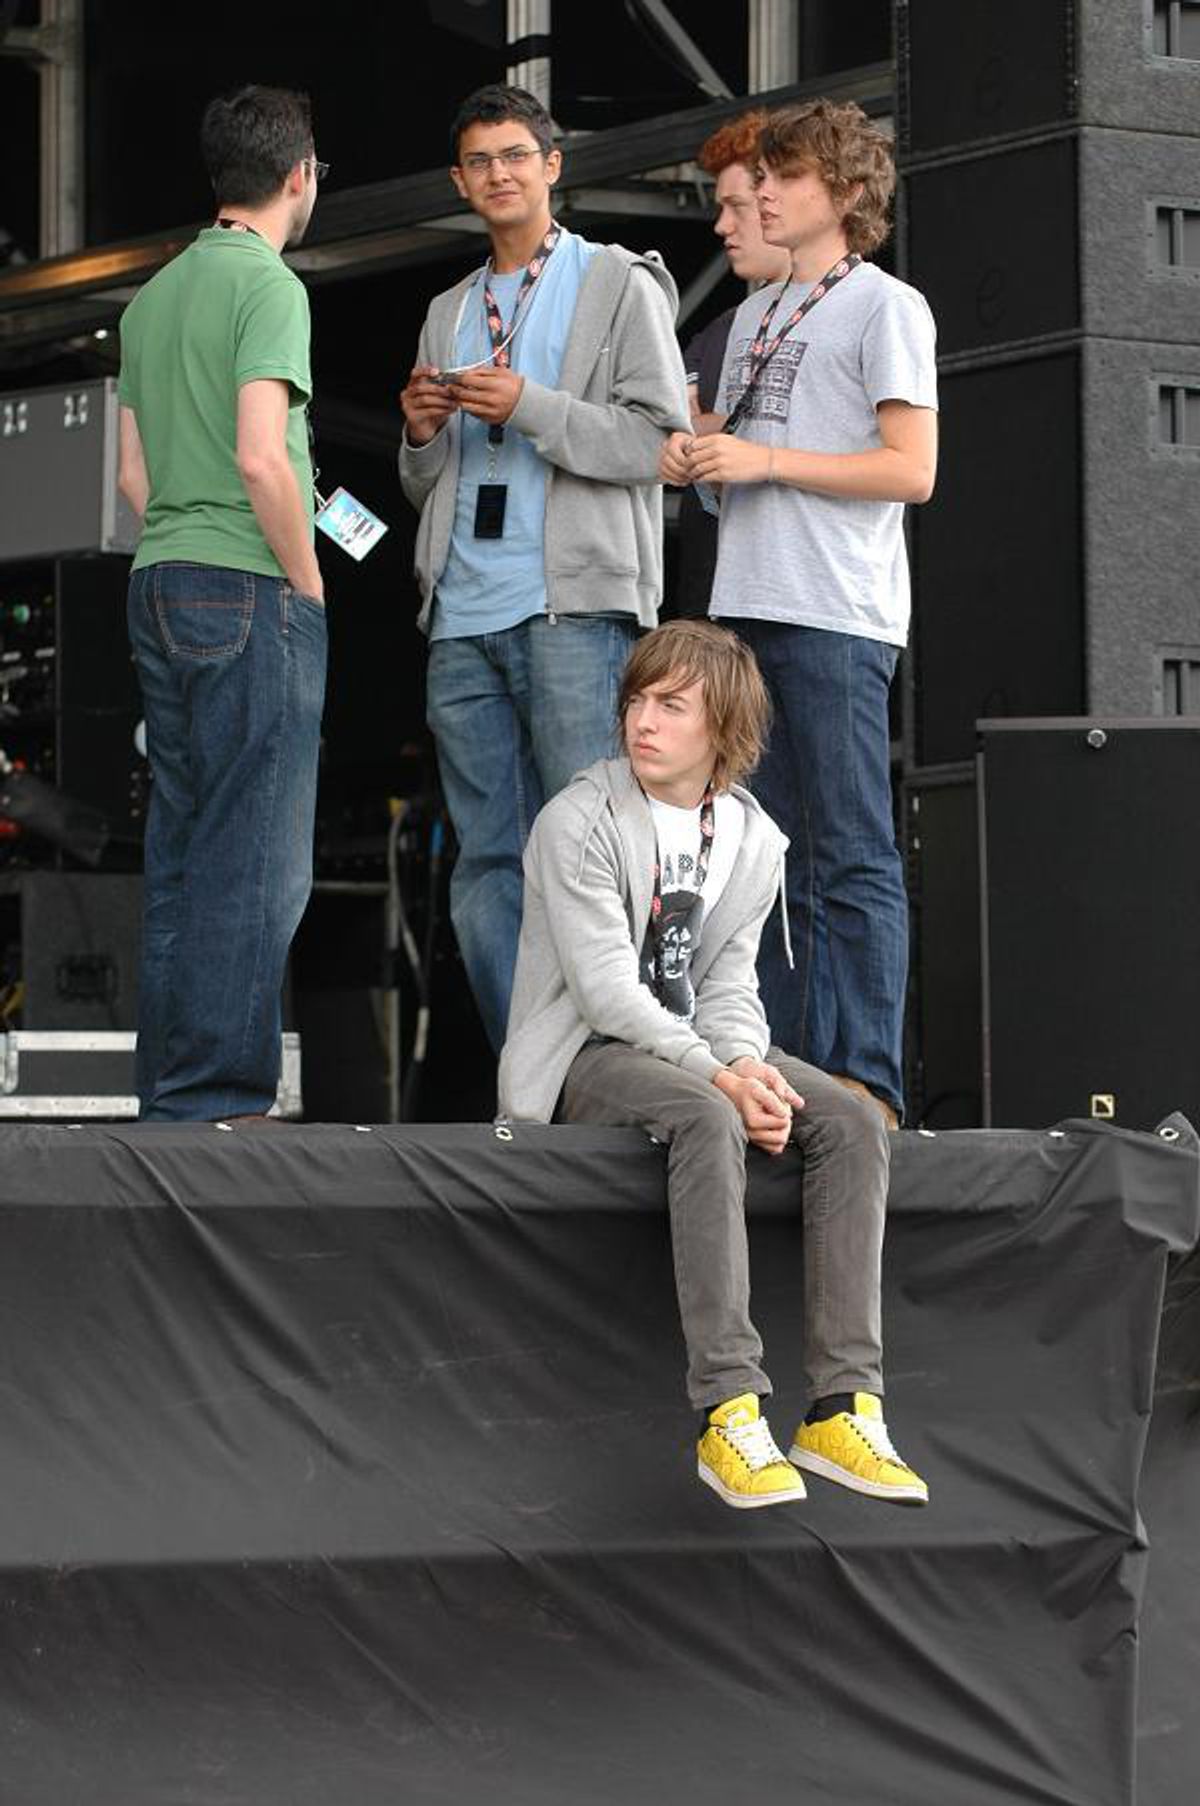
[659,429,772,488]
[713,1057,805,1157]
[400,363,525,445]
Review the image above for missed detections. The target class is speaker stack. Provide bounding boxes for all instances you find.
[978,717,1200,1130]
[895,0,1200,1125]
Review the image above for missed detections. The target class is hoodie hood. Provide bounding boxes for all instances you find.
[564,757,793,969]
[498,755,793,1123]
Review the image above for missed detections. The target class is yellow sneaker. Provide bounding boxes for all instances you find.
[698,1393,807,1510]
[789,1394,929,1505]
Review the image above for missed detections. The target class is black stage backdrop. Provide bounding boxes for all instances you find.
[0,1117,1196,1806]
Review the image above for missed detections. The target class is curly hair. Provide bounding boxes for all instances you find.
[758,99,895,256]
[618,621,772,793]
[697,108,769,176]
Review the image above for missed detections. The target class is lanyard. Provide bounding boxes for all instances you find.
[482,220,562,367]
[647,784,715,995]
[480,220,562,458]
[722,252,862,436]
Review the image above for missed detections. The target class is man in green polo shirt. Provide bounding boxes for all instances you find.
[117,85,327,1121]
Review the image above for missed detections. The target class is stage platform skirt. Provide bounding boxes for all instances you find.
[1,1116,1197,1806]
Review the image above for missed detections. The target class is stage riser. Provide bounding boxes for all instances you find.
[0,1120,1193,1806]
[0,1199,1174,1566]
[0,1536,1141,1806]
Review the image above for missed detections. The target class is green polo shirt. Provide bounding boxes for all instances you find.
[118,226,313,577]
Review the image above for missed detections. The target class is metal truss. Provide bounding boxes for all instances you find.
[0,47,892,367]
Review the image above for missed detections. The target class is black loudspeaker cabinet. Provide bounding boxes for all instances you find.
[56,557,146,851]
[899,0,1075,154]
[0,872,142,1029]
[979,718,1200,1129]
[897,1,1200,764]
[903,774,982,1128]
[910,352,1086,768]
[0,555,146,860]
[899,0,1200,155]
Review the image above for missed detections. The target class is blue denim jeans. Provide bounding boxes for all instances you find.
[427,613,637,1051]
[729,621,908,1120]
[128,562,327,1120]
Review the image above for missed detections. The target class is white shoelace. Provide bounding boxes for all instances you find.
[849,1412,902,1466]
[721,1414,788,1473]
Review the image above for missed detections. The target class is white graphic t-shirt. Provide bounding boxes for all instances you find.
[639,791,745,1022]
[710,261,938,647]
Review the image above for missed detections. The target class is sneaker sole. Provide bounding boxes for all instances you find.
[697,1458,806,1509]
[788,1446,929,1505]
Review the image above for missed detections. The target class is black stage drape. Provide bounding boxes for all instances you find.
[0,1117,1196,1805]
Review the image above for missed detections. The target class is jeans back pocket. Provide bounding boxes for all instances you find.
[152,562,256,659]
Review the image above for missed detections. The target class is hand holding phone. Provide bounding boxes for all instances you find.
[400,364,458,444]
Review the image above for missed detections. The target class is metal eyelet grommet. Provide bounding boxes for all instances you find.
[494,1124,514,1142]
[1159,1126,1181,1143]
[1048,1130,1066,1138]
[917,1129,937,1139]
[353,1124,372,1133]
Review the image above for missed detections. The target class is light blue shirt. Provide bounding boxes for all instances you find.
[432,227,596,641]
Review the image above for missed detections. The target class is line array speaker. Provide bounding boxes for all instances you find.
[980,719,1200,1129]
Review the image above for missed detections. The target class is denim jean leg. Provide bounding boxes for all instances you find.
[526,614,634,798]
[427,633,541,1052]
[735,622,907,1117]
[809,634,907,1114]
[730,620,835,1065]
[127,567,188,1109]
[130,563,326,1120]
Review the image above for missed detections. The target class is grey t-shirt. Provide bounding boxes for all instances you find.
[709,261,937,647]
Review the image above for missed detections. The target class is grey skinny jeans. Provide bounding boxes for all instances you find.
[560,1042,887,1411]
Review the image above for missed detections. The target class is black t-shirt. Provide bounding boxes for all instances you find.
[672,307,735,620]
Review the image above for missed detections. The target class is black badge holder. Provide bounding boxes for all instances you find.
[474,422,508,540]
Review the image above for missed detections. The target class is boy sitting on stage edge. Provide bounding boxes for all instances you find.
[498,620,927,1509]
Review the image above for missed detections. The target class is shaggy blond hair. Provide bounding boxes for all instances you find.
[618,621,771,793]
[758,98,895,257]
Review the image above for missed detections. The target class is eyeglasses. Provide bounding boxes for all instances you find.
[459,146,545,174]
[307,157,330,184]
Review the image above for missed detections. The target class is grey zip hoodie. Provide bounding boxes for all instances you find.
[498,757,790,1123]
[398,234,690,634]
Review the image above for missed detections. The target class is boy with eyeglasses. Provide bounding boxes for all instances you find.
[400,84,689,1057]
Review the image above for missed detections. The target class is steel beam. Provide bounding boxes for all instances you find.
[632,1,733,100]
[40,0,84,257]
[1,0,85,257]
[0,67,893,360]
[507,0,551,108]
[749,0,800,94]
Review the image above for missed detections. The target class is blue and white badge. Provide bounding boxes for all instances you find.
[314,487,388,561]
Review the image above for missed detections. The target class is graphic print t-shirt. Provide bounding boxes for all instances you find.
[709,261,937,647]
[639,791,744,1021]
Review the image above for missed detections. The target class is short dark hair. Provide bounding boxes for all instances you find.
[618,621,772,793]
[201,85,314,209]
[450,84,554,163]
